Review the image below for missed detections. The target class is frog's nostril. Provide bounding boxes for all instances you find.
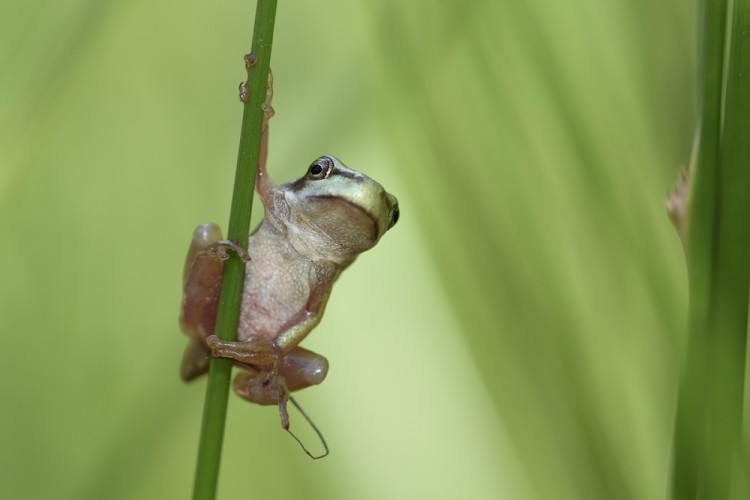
[389,205,400,229]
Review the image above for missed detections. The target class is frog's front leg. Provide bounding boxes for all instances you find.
[255,69,278,204]
[206,334,277,366]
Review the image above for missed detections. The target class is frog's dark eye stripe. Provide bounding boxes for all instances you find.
[307,157,333,180]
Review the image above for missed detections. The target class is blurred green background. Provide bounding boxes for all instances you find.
[0,1,696,499]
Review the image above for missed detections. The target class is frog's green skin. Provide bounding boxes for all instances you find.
[179,76,399,429]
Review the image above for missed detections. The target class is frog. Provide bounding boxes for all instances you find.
[178,68,400,446]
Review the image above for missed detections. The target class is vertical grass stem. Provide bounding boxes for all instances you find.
[191,2,278,499]
[671,0,750,498]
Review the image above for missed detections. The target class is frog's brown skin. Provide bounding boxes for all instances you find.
[179,73,399,429]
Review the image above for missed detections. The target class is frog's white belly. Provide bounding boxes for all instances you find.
[237,231,312,342]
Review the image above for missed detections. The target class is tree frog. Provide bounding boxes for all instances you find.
[179,69,400,444]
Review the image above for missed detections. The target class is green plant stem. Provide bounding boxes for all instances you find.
[706,1,750,497]
[671,0,727,495]
[671,0,750,498]
[191,1,277,499]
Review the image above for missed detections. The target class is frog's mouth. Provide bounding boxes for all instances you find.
[322,188,399,234]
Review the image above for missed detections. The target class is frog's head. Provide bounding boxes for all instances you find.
[283,156,399,263]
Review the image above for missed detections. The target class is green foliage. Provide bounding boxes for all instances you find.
[672,0,750,498]
[1,1,743,499]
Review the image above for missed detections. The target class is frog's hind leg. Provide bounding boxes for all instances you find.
[231,347,329,429]
[233,349,330,457]
[179,223,249,381]
[231,347,329,402]
[180,223,223,380]
[279,347,329,391]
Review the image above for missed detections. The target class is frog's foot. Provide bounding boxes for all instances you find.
[232,347,328,434]
[204,240,251,262]
[206,334,276,366]
[233,370,291,428]
[228,347,328,429]
[666,169,690,242]
[261,68,274,125]
[233,350,330,457]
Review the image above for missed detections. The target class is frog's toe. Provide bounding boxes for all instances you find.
[204,240,250,262]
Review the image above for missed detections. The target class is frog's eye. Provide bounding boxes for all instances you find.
[308,157,333,180]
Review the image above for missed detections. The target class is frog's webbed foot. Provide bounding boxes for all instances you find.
[666,169,690,243]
